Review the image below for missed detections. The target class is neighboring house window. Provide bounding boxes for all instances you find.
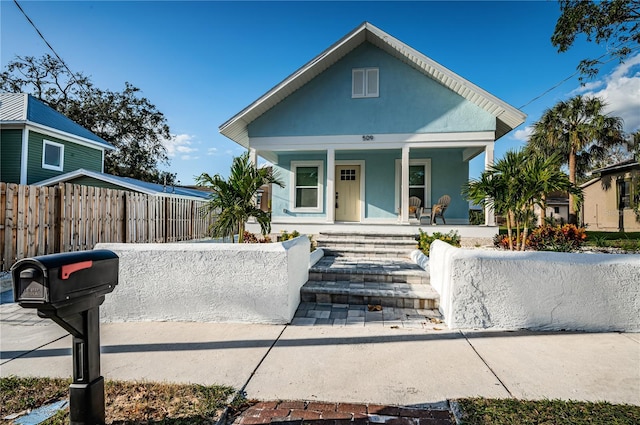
[291,161,324,212]
[42,140,64,171]
[618,180,631,209]
[553,207,560,214]
[352,68,379,98]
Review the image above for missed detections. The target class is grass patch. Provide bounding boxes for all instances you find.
[585,231,640,251]
[457,398,640,425]
[1,376,235,424]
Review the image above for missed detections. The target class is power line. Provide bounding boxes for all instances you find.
[13,0,83,86]
[518,43,640,111]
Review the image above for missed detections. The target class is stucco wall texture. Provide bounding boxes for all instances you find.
[95,236,310,324]
[429,240,640,332]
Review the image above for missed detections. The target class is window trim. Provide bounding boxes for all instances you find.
[42,139,64,171]
[618,179,631,209]
[394,159,431,213]
[290,160,324,213]
[352,67,379,98]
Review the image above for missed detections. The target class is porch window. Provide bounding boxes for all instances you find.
[395,159,431,213]
[409,165,426,206]
[291,161,324,212]
[42,140,64,171]
[352,68,379,98]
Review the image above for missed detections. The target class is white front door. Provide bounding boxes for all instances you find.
[335,165,361,222]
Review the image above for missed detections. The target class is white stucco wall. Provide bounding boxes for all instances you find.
[429,240,640,331]
[95,236,310,324]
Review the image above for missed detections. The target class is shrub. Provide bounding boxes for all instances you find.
[527,224,586,252]
[416,229,461,255]
[469,209,484,225]
[493,233,529,250]
[242,231,272,243]
[279,230,316,252]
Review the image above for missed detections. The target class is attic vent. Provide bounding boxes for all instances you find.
[352,68,379,98]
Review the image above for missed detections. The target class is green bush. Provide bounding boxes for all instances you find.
[416,229,461,255]
[279,230,316,252]
[469,209,484,225]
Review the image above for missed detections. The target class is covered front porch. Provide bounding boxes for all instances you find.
[250,131,497,233]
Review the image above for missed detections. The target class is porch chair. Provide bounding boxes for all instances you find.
[408,196,423,220]
[431,195,451,225]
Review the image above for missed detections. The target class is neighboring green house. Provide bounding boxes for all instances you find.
[0,92,114,185]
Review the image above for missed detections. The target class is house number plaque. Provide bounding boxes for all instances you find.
[362,135,374,141]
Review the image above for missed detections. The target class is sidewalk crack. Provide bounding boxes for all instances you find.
[460,330,514,398]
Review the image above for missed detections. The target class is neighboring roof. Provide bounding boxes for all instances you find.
[220,22,527,147]
[0,92,113,149]
[591,159,639,175]
[33,169,212,200]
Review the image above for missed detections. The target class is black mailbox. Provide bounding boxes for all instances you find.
[13,250,118,308]
[11,250,119,425]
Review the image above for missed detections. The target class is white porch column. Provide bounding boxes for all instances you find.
[401,146,410,224]
[484,143,496,226]
[249,148,258,167]
[326,148,335,223]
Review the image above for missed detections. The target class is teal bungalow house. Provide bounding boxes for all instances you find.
[220,23,526,235]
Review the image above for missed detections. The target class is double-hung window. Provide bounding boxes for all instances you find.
[618,180,631,209]
[42,140,64,171]
[291,161,324,212]
[352,68,379,98]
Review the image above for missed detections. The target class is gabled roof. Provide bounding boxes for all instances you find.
[34,169,212,200]
[220,22,526,147]
[0,92,113,149]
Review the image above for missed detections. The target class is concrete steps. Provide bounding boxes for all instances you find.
[316,231,418,258]
[301,255,437,309]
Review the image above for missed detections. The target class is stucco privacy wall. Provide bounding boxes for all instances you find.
[429,240,640,331]
[95,236,310,324]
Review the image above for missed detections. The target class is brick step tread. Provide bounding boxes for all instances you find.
[317,240,418,248]
[316,236,418,243]
[309,266,428,277]
[322,247,413,254]
[301,280,439,299]
[319,232,418,240]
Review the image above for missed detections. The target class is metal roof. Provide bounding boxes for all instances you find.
[33,169,212,200]
[0,93,113,149]
[220,22,527,147]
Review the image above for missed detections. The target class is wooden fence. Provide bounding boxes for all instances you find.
[0,182,216,271]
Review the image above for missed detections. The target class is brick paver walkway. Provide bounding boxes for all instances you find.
[232,401,454,425]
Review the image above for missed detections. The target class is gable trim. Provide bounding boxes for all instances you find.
[25,122,114,152]
[220,22,526,147]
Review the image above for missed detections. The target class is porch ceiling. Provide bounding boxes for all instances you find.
[220,22,526,148]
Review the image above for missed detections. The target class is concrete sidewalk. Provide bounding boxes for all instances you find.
[1,305,639,407]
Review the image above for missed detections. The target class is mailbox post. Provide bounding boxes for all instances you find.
[11,250,119,425]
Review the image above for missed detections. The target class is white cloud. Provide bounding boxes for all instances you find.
[512,126,533,142]
[180,155,200,160]
[573,54,640,132]
[164,134,198,158]
[206,147,218,156]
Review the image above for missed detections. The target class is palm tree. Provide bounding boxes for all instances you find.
[527,95,624,224]
[464,150,581,251]
[196,152,284,243]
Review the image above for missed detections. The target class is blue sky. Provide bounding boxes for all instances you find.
[2,1,639,185]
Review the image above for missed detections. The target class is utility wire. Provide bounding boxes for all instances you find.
[13,0,84,87]
[518,43,640,111]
